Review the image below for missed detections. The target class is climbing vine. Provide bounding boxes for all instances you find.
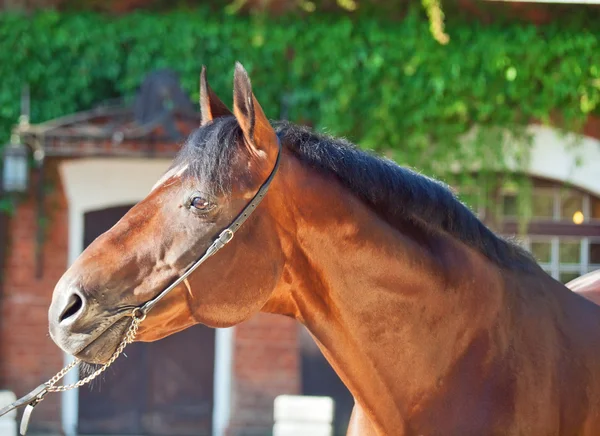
[0,5,598,219]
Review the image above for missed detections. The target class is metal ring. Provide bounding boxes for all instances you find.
[220,229,234,243]
[131,307,147,321]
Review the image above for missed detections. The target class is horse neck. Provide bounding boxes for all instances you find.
[262,152,514,433]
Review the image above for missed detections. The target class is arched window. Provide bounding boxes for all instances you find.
[463,177,600,283]
[497,178,600,283]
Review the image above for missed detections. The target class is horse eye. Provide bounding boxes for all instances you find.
[191,197,211,211]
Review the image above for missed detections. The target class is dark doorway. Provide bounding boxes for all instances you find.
[78,205,215,435]
[299,326,354,436]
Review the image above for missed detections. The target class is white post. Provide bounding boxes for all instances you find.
[273,395,334,436]
[0,391,17,436]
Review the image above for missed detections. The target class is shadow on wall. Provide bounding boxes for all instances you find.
[299,326,354,436]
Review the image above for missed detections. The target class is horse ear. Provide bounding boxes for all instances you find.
[200,66,232,126]
[232,62,278,160]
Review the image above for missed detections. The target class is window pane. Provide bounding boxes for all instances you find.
[592,197,600,221]
[532,191,554,219]
[559,241,581,264]
[560,191,584,222]
[531,241,552,263]
[590,242,600,264]
[560,271,580,284]
[502,195,517,218]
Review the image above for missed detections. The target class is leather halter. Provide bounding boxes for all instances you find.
[133,136,282,317]
[0,135,282,430]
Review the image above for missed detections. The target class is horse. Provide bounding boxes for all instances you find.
[568,270,600,306]
[48,63,600,435]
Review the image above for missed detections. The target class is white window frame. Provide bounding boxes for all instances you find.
[521,236,600,282]
[500,184,600,222]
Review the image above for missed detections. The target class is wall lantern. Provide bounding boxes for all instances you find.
[1,85,47,278]
[3,87,32,195]
[2,133,29,194]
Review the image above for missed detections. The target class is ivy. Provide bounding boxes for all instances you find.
[0,6,598,219]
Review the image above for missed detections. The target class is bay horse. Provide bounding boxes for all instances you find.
[48,63,600,435]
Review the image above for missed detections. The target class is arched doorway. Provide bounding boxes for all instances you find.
[77,205,216,436]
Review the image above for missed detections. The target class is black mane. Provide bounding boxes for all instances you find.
[176,117,537,272]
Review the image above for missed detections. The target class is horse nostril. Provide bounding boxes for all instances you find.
[59,293,84,324]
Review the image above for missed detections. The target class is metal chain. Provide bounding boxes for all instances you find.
[45,359,79,389]
[46,312,145,393]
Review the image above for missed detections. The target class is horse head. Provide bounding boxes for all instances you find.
[49,64,287,363]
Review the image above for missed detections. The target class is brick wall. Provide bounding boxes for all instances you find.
[227,313,300,436]
[0,158,67,433]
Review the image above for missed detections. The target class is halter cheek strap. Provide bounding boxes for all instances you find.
[137,136,282,315]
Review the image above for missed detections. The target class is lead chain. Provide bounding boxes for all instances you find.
[46,312,145,393]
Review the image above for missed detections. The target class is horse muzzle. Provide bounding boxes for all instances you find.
[48,282,129,364]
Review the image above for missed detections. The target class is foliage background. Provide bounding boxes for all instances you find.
[0,2,598,216]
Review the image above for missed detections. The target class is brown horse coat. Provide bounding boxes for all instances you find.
[48,64,600,435]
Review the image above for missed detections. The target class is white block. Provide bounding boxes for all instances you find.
[0,391,17,419]
[273,422,333,436]
[274,395,334,424]
[0,391,17,436]
[0,420,17,436]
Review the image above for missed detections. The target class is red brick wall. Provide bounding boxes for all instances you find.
[227,313,300,436]
[0,158,67,433]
